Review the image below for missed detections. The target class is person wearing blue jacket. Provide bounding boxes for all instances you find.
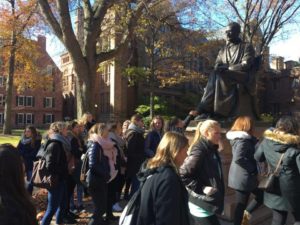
[86,123,111,225]
[144,115,164,158]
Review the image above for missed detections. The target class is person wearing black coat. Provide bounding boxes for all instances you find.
[124,114,146,198]
[40,122,74,225]
[255,116,300,225]
[144,116,164,158]
[17,126,41,194]
[0,144,38,225]
[134,132,190,225]
[180,120,225,225]
[86,123,111,225]
[226,116,263,225]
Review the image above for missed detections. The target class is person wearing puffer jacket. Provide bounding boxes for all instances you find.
[86,123,111,225]
[226,116,263,225]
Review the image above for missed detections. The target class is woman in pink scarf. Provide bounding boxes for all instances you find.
[89,125,118,181]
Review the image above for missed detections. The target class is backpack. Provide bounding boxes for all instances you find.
[80,152,89,187]
[119,174,150,225]
[31,140,60,189]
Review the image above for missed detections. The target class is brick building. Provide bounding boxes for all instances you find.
[0,35,63,128]
[61,3,212,121]
[259,56,300,119]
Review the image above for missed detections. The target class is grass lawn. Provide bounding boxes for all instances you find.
[0,129,46,146]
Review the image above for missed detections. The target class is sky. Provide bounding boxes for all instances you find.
[269,33,300,62]
[46,31,300,69]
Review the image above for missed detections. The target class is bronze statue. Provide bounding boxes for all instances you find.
[196,22,259,120]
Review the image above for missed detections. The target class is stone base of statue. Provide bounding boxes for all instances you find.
[186,120,272,224]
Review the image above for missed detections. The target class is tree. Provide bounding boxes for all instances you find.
[124,0,215,119]
[0,0,39,134]
[190,0,300,55]
[37,0,159,118]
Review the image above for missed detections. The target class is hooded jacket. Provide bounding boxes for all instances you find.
[255,130,300,212]
[180,138,225,214]
[226,131,259,191]
[136,164,190,225]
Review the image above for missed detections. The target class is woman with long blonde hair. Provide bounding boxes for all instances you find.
[180,120,225,225]
[134,132,190,225]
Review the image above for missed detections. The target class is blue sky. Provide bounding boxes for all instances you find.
[46,31,300,68]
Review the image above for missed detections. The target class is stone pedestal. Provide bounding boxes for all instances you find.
[185,120,273,224]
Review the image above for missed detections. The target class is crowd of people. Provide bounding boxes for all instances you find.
[0,112,300,225]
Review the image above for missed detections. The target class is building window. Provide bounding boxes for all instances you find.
[0,76,4,87]
[47,65,53,75]
[0,113,3,124]
[44,114,54,124]
[26,96,33,107]
[17,96,25,106]
[62,56,70,64]
[26,113,33,124]
[0,94,5,106]
[44,97,55,108]
[16,113,25,125]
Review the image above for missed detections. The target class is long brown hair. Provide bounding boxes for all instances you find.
[147,132,188,170]
[230,116,254,135]
[0,144,37,225]
[24,125,38,148]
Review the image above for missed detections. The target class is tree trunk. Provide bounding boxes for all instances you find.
[72,60,97,119]
[149,90,154,119]
[3,1,16,135]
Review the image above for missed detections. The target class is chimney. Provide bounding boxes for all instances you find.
[37,35,46,51]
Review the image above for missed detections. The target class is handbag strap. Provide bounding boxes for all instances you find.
[273,153,285,175]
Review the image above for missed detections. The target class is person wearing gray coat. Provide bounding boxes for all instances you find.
[227,116,263,225]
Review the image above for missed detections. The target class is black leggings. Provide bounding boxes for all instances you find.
[192,215,220,225]
[271,209,300,225]
[234,188,264,225]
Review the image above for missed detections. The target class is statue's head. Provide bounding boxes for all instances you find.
[225,22,241,43]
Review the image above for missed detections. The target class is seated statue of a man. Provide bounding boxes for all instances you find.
[196,22,258,120]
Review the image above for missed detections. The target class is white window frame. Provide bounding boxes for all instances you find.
[17,113,25,124]
[45,97,53,108]
[26,96,33,107]
[18,96,25,106]
[26,113,33,124]
[45,114,53,124]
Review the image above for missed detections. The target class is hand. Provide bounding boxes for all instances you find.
[189,110,198,116]
[215,63,228,72]
[203,186,217,196]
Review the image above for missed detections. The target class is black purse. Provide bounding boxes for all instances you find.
[258,153,285,194]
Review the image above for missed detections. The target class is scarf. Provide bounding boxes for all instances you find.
[128,123,144,134]
[20,136,32,145]
[109,132,125,149]
[49,133,71,152]
[89,134,118,180]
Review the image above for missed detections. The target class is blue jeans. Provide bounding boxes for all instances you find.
[129,175,140,198]
[70,184,84,208]
[25,170,33,194]
[41,181,67,225]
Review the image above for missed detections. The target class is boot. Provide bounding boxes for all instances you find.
[241,210,251,225]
